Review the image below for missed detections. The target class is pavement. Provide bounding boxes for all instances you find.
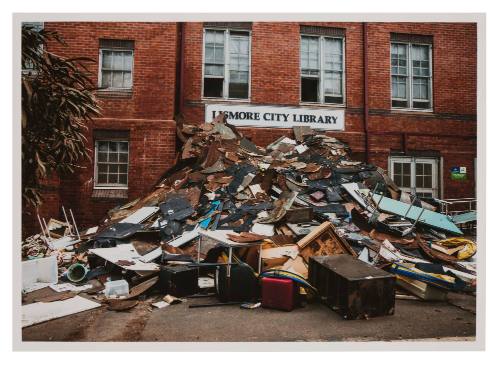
[22,292,476,342]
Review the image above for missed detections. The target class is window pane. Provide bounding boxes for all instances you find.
[394,162,402,175]
[119,174,128,185]
[416,175,424,188]
[112,51,124,70]
[392,76,407,99]
[118,142,128,152]
[424,175,432,188]
[424,164,432,175]
[123,72,132,88]
[393,174,402,186]
[203,77,223,97]
[118,164,128,174]
[108,142,118,152]
[109,164,119,173]
[403,163,411,175]
[112,71,124,88]
[416,163,423,175]
[119,153,128,163]
[205,65,224,77]
[324,38,342,71]
[413,77,429,100]
[123,53,133,70]
[97,152,107,163]
[324,71,342,97]
[97,173,107,184]
[391,43,408,76]
[229,71,249,99]
[301,77,319,102]
[228,34,250,99]
[301,36,319,73]
[108,153,118,163]
[108,174,118,184]
[102,51,112,69]
[101,71,112,88]
[97,163,108,174]
[402,175,411,187]
[412,45,430,78]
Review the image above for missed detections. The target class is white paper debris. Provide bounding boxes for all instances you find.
[22,296,101,327]
[251,223,275,237]
[152,301,170,309]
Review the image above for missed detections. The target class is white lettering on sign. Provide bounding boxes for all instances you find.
[205,104,345,130]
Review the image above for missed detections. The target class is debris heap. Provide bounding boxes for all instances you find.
[21,114,477,324]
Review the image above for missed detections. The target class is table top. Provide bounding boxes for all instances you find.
[199,229,264,248]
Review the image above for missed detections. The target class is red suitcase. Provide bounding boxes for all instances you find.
[261,277,299,311]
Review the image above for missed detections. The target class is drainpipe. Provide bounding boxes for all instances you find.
[175,22,185,117]
[363,22,370,163]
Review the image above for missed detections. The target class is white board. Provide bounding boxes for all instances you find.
[120,207,159,224]
[89,244,160,271]
[205,104,345,130]
[22,255,58,293]
[22,296,101,328]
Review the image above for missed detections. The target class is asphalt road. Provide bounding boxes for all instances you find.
[22,293,476,342]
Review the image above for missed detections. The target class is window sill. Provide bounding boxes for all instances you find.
[91,188,128,200]
[299,102,346,109]
[202,97,251,103]
[96,88,133,99]
[391,107,434,114]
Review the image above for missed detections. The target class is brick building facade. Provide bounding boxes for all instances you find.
[21,21,477,236]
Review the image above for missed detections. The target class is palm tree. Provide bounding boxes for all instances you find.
[21,25,100,207]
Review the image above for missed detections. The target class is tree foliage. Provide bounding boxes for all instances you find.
[22,25,100,207]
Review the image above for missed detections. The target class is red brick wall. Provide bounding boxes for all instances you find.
[22,22,179,237]
[59,118,177,229]
[45,22,178,120]
[180,22,477,200]
[22,21,478,238]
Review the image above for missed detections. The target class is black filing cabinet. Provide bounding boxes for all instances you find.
[309,255,396,319]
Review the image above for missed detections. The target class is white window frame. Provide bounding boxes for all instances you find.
[390,42,433,112]
[300,34,346,106]
[94,140,130,189]
[201,28,252,101]
[388,156,439,198]
[98,48,134,90]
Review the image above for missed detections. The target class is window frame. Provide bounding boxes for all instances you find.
[98,48,135,90]
[201,27,252,101]
[390,41,433,112]
[388,156,439,198]
[299,34,346,106]
[93,139,130,189]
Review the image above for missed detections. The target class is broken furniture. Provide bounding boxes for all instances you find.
[159,265,199,298]
[308,255,396,319]
[198,229,262,302]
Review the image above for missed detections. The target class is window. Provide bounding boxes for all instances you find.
[391,42,432,110]
[203,29,250,99]
[99,40,134,90]
[390,156,438,198]
[300,35,344,104]
[95,140,129,188]
[22,22,44,73]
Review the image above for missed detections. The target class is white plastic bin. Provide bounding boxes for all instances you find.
[104,280,129,298]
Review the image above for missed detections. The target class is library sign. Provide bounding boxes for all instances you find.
[205,104,345,130]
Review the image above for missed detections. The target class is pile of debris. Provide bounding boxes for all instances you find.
[21,114,477,325]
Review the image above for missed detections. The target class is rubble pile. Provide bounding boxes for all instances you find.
[21,114,477,324]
